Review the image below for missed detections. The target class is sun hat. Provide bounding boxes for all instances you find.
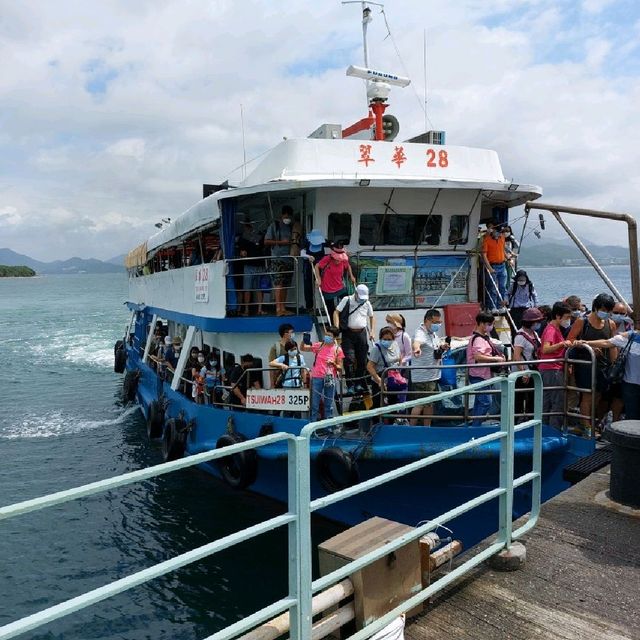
[306,229,325,252]
[522,308,544,322]
[172,336,183,346]
[355,284,369,300]
[385,313,404,329]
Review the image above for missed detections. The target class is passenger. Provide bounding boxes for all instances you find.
[189,244,203,266]
[301,229,327,312]
[466,311,506,426]
[202,350,225,405]
[502,225,519,285]
[537,304,552,337]
[268,323,295,387]
[410,309,447,426]
[228,353,261,408]
[264,206,296,316]
[333,284,375,394]
[191,351,206,404]
[567,293,617,429]
[237,221,266,316]
[563,295,584,413]
[612,302,633,333]
[367,326,404,410]
[386,313,412,367]
[538,301,574,429]
[507,269,539,328]
[481,221,508,312]
[183,346,200,396]
[315,241,356,319]
[584,329,640,419]
[301,326,344,422]
[164,336,182,371]
[157,335,172,379]
[270,339,308,389]
[512,308,543,421]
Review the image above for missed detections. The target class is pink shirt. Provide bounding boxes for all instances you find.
[317,255,349,293]
[466,333,495,379]
[310,342,344,378]
[538,324,565,371]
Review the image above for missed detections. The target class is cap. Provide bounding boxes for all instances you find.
[522,308,544,322]
[164,336,172,346]
[355,284,369,300]
[172,336,183,346]
[385,313,403,329]
[306,229,325,252]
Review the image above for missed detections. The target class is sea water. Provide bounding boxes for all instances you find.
[0,266,633,638]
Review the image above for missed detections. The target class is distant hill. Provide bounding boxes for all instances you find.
[0,248,125,275]
[107,253,126,266]
[0,265,36,277]
[517,241,632,268]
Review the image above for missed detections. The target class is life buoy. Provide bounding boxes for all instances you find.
[147,400,164,439]
[122,370,139,403]
[316,447,359,493]
[162,418,187,461]
[215,433,258,490]
[114,340,126,373]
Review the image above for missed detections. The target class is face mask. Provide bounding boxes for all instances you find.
[485,324,494,332]
[571,310,582,317]
[197,356,205,363]
[532,323,541,331]
[430,323,442,332]
[560,319,571,328]
[289,332,296,341]
[282,218,292,225]
[323,335,334,344]
[596,311,610,320]
[288,349,298,357]
[210,360,218,367]
[175,347,181,354]
[380,339,393,349]
[517,279,527,286]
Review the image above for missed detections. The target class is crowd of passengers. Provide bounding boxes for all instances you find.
[145,282,639,431]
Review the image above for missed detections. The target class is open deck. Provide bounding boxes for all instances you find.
[406,467,640,640]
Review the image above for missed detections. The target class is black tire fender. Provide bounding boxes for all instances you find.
[215,433,258,490]
[147,400,164,439]
[316,447,359,493]
[122,370,138,402]
[114,340,127,373]
[162,418,187,462]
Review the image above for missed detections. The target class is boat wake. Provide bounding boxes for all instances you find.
[28,331,116,368]
[0,406,139,440]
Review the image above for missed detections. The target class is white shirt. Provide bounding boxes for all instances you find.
[610,332,640,385]
[411,324,442,382]
[336,295,373,330]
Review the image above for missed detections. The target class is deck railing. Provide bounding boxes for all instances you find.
[0,372,543,640]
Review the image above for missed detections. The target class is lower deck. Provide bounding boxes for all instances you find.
[406,467,640,640]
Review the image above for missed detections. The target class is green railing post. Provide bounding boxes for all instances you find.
[295,434,313,640]
[287,437,302,640]
[498,376,516,548]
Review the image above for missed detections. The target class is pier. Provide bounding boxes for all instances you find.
[405,467,640,640]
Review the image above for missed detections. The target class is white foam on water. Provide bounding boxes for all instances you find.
[1,406,139,440]
[26,329,117,368]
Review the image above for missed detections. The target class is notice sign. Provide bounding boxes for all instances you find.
[376,266,413,296]
[246,389,310,412]
[194,265,209,303]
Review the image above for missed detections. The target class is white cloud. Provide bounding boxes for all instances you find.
[0,0,638,261]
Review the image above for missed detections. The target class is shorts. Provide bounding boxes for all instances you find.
[270,258,293,286]
[242,264,263,291]
[412,380,439,394]
[573,359,609,394]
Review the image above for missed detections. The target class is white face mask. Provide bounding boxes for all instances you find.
[560,319,571,329]
[517,279,527,286]
[282,218,292,225]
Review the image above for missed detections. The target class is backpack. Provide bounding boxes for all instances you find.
[338,297,366,332]
[275,353,302,388]
[515,329,541,362]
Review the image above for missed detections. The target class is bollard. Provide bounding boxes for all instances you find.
[603,420,640,508]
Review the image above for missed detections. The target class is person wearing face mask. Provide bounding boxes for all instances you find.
[315,242,356,319]
[539,302,575,428]
[367,326,403,410]
[201,350,225,405]
[512,308,544,421]
[507,270,539,329]
[410,309,448,426]
[264,205,296,316]
[268,323,295,387]
[567,293,618,431]
[386,313,412,366]
[164,335,182,371]
[191,351,206,404]
[270,339,308,389]
[481,221,508,313]
[611,302,633,333]
[466,311,506,426]
[301,326,344,422]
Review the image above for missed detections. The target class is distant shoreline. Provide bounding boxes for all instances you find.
[0,265,36,278]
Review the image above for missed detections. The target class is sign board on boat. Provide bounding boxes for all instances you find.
[194,265,209,303]
[376,266,413,296]
[246,389,310,412]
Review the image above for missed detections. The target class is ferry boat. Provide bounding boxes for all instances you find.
[115,8,609,547]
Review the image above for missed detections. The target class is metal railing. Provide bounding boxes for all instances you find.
[0,372,542,640]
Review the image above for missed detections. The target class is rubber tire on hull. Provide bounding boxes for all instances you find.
[215,433,258,490]
[316,446,359,493]
[114,340,126,373]
[147,401,164,439]
[162,418,187,462]
[122,370,138,403]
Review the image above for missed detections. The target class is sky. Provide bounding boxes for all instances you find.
[1,0,639,262]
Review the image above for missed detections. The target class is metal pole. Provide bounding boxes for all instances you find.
[526,201,640,329]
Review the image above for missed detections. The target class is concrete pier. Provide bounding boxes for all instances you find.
[406,468,640,639]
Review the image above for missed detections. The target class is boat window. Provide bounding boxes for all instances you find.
[448,215,470,245]
[328,212,351,244]
[359,214,442,246]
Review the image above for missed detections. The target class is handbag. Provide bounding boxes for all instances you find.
[603,331,635,386]
[338,298,365,332]
[376,345,408,402]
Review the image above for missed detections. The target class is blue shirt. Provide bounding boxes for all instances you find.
[274,353,306,387]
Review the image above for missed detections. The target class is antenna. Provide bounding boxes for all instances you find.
[240,103,247,181]
[423,28,428,133]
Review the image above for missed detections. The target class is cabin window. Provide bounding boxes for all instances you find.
[448,215,470,245]
[328,212,351,244]
[358,214,442,246]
